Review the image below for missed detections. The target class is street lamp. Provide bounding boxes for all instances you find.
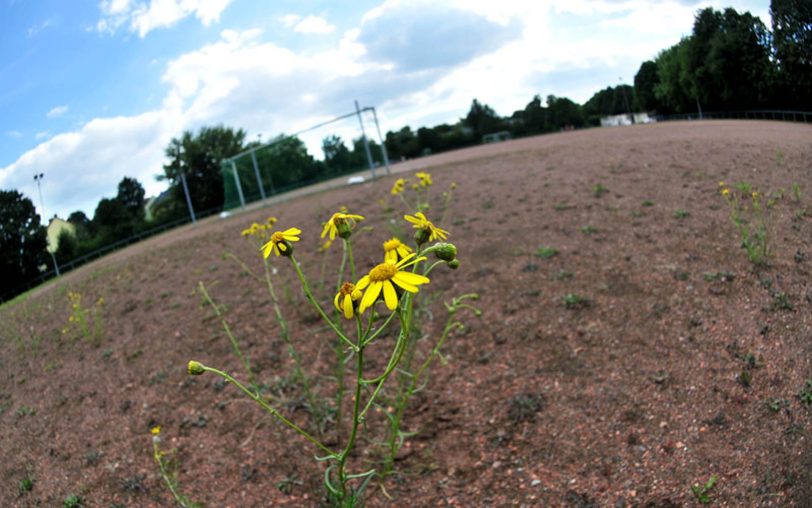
[33,173,61,276]
[176,144,196,223]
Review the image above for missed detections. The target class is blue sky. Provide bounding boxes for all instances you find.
[0,0,770,219]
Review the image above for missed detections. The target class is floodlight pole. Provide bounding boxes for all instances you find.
[33,173,60,276]
[370,107,391,175]
[230,160,246,208]
[177,145,196,223]
[355,100,376,179]
[619,78,634,125]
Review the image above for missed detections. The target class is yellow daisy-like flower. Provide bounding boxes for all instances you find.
[416,171,432,187]
[721,188,730,197]
[383,237,413,263]
[391,178,407,196]
[356,254,429,314]
[334,282,363,319]
[321,211,365,240]
[241,223,262,237]
[267,216,277,226]
[404,212,449,242]
[261,227,301,258]
[318,239,333,253]
[151,426,161,436]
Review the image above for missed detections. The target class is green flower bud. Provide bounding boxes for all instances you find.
[336,219,353,239]
[447,259,460,269]
[278,239,294,257]
[414,228,430,246]
[187,360,205,376]
[433,242,457,262]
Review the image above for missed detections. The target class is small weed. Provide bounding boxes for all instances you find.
[18,475,34,494]
[593,183,608,198]
[771,292,793,311]
[579,225,598,234]
[482,200,494,210]
[563,293,589,309]
[703,271,734,282]
[535,246,559,259]
[276,475,303,494]
[641,200,655,207]
[798,380,812,406]
[508,393,546,424]
[691,475,717,504]
[554,202,575,211]
[63,494,83,508]
[673,209,690,219]
[765,398,788,413]
[738,369,752,388]
[774,148,784,166]
[791,183,801,202]
[16,406,35,418]
[552,270,574,280]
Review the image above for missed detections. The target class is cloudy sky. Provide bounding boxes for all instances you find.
[1,0,770,219]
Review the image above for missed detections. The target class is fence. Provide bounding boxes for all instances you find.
[655,109,811,123]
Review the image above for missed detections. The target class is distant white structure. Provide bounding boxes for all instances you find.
[600,113,655,127]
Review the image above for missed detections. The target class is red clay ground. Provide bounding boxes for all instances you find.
[2,120,812,507]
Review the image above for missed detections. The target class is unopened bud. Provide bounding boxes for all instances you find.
[433,242,457,262]
[337,220,353,239]
[447,259,460,269]
[187,360,205,376]
[414,228,430,246]
[278,239,294,257]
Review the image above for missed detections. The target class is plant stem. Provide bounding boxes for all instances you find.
[199,282,256,388]
[202,365,335,456]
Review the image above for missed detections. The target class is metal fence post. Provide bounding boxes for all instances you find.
[250,150,266,201]
[355,100,376,179]
[231,160,246,208]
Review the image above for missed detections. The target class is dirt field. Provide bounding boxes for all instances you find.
[2,120,811,507]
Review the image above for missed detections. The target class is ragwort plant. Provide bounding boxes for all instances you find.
[719,181,776,266]
[184,173,477,506]
[61,290,104,344]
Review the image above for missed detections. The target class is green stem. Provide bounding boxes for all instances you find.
[290,255,358,352]
[337,340,365,498]
[199,282,256,388]
[202,365,335,456]
[345,238,357,282]
[153,442,192,508]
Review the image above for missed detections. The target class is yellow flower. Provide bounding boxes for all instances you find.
[356,254,429,313]
[404,212,449,242]
[334,282,363,319]
[261,227,301,258]
[718,181,725,187]
[721,188,730,197]
[383,237,413,263]
[151,426,161,436]
[241,223,261,237]
[751,191,759,200]
[267,216,277,226]
[450,182,457,190]
[416,171,432,187]
[321,211,364,240]
[391,178,407,196]
[318,239,333,253]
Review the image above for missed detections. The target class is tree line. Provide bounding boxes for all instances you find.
[2,2,809,300]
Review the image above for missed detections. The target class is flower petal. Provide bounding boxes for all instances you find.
[356,275,370,290]
[343,294,354,319]
[393,271,429,286]
[360,281,382,313]
[382,280,398,310]
[334,293,341,312]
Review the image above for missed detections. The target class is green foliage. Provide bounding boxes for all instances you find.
[593,183,608,197]
[583,85,635,124]
[798,380,812,406]
[535,246,559,259]
[0,189,49,298]
[563,293,589,309]
[691,475,717,504]
[18,475,34,494]
[63,494,83,508]
[163,125,246,212]
[770,0,812,110]
[634,60,661,111]
[673,209,690,219]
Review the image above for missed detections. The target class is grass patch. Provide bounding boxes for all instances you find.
[535,246,559,259]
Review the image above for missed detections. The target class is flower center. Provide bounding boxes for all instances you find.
[383,239,401,252]
[339,282,356,295]
[271,231,285,243]
[369,262,397,282]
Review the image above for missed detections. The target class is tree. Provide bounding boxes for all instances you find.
[583,85,635,124]
[519,95,550,135]
[116,177,146,218]
[0,190,48,296]
[634,60,661,111]
[771,0,812,109]
[653,39,694,113]
[93,197,134,243]
[162,125,246,213]
[546,95,585,129]
[322,135,352,174]
[463,99,503,140]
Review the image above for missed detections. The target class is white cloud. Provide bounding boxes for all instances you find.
[27,18,54,38]
[97,0,233,37]
[0,110,181,218]
[35,131,51,140]
[6,0,738,218]
[46,105,69,118]
[6,130,23,139]
[279,14,336,34]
